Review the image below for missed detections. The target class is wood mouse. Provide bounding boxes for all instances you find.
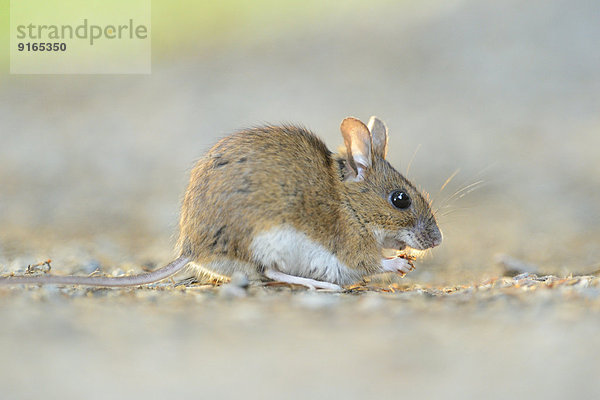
[0,116,442,290]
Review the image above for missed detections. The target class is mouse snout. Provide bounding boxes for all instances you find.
[429,225,442,247]
[410,219,442,250]
[422,220,442,248]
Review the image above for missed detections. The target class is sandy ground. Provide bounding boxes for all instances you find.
[1,0,599,398]
[2,276,600,399]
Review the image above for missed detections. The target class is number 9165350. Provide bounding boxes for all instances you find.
[17,43,67,51]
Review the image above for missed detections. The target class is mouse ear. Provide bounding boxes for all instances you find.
[367,116,388,159]
[340,117,372,181]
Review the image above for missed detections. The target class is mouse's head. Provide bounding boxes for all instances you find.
[337,116,442,253]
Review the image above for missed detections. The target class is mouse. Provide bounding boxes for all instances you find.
[0,116,442,290]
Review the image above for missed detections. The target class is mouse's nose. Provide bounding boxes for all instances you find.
[432,232,442,247]
[423,222,442,248]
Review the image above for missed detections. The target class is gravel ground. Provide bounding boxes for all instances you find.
[2,275,600,399]
[1,0,599,398]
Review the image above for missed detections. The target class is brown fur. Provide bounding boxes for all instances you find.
[177,119,441,282]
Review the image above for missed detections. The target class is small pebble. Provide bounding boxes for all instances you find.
[294,292,339,309]
[496,254,539,276]
[358,293,384,312]
[42,285,62,296]
[80,260,101,274]
[513,272,536,281]
[230,272,249,289]
[575,278,592,289]
[219,284,247,299]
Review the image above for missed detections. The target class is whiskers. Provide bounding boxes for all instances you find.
[430,165,492,220]
[405,144,422,176]
[440,168,460,192]
[401,142,492,229]
[445,179,485,202]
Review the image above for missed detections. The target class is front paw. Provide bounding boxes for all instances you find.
[381,257,415,276]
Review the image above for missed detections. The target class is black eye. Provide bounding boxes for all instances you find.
[389,190,411,209]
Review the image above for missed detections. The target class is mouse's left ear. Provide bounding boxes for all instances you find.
[367,116,388,159]
[340,117,372,181]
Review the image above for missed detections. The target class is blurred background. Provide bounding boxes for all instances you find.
[1,0,600,398]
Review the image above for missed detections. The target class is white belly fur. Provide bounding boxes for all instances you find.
[250,225,360,285]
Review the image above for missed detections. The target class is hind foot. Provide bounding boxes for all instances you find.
[264,269,342,291]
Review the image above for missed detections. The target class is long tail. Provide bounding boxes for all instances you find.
[0,256,191,287]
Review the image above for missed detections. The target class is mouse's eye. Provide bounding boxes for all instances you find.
[389,190,411,209]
